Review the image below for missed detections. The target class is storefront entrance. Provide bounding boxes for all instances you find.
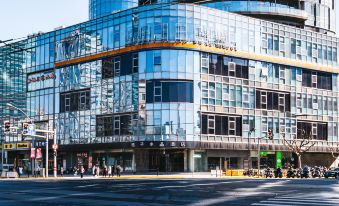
[149,150,184,172]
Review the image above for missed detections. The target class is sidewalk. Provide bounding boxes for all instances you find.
[0,172,252,180]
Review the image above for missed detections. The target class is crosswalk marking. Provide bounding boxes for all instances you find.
[252,193,339,206]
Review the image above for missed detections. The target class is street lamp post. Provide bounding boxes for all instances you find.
[248,128,255,169]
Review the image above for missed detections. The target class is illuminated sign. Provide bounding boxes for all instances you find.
[27,73,56,84]
[4,144,16,150]
[16,143,30,149]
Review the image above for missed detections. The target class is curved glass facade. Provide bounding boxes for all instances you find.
[1,0,339,172]
[89,0,138,19]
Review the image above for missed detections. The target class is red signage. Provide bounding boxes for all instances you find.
[30,148,36,159]
[27,73,56,84]
[36,148,42,159]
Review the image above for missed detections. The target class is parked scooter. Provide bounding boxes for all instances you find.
[274,167,283,178]
[312,166,322,178]
[264,167,273,178]
[286,168,296,178]
[301,166,311,178]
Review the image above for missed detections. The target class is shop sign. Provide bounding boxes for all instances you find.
[30,148,36,159]
[260,151,268,156]
[4,144,16,150]
[36,148,42,159]
[193,153,202,158]
[16,142,30,149]
[77,153,88,158]
[276,151,282,169]
[27,73,56,84]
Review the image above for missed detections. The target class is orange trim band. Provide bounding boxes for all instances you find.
[55,42,339,73]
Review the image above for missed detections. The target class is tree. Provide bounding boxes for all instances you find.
[329,142,339,161]
[282,130,316,168]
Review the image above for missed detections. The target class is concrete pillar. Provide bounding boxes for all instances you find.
[188,149,194,172]
[132,150,136,172]
[184,149,188,172]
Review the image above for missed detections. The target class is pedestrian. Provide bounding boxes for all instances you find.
[92,165,96,177]
[36,165,41,177]
[116,164,122,177]
[16,167,20,178]
[96,166,100,177]
[108,165,112,177]
[113,164,116,176]
[26,167,30,178]
[103,165,107,178]
[80,166,85,178]
[60,166,64,177]
[18,166,23,178]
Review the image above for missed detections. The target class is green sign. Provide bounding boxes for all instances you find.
[276,151,282,168]
[260,151,268,156]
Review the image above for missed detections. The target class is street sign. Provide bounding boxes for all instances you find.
[28,124,36,136]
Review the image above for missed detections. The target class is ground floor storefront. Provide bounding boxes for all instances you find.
[53,148,338,173]
[3,145,337,174]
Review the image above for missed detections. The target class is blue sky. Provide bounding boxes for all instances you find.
[0,0,88,41]
[0,1,338,41]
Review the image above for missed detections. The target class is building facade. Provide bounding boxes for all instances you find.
[1,0,339,173]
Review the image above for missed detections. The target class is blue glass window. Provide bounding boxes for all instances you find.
[146,80,193,103]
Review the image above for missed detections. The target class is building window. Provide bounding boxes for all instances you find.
[297,121,327,141]
[256,90,290,112]
[102,53,138,79]
[302,70,332,90]
[96,114,135,137]
[146,80,194,103]
[60,89,90,112]
[202,113,242,136]
[205,54,248,79]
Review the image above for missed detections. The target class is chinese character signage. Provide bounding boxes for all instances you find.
[27,71,56,91]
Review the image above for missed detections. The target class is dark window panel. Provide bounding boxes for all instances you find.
[267,92,273,110]
[216,55,223,75]
[209,54,217,74]
[146,81,154,103]
[202,114,208,134]
[302,70,312,87]
[102,58,114,79]
[273,92,279,110]
[256,90,261,109]
[215,115,222,135]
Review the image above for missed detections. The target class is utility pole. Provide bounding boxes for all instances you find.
[54,129,57,178]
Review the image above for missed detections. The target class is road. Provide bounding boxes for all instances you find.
[0,178,338,206]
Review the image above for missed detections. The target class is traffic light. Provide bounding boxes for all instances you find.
[267,128,273,140]
[23,123,28,134]
[4,121,10,132]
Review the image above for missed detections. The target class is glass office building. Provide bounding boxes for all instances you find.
[1,0,338,172]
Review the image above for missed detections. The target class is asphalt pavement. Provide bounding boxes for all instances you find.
[0,177,338,206]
